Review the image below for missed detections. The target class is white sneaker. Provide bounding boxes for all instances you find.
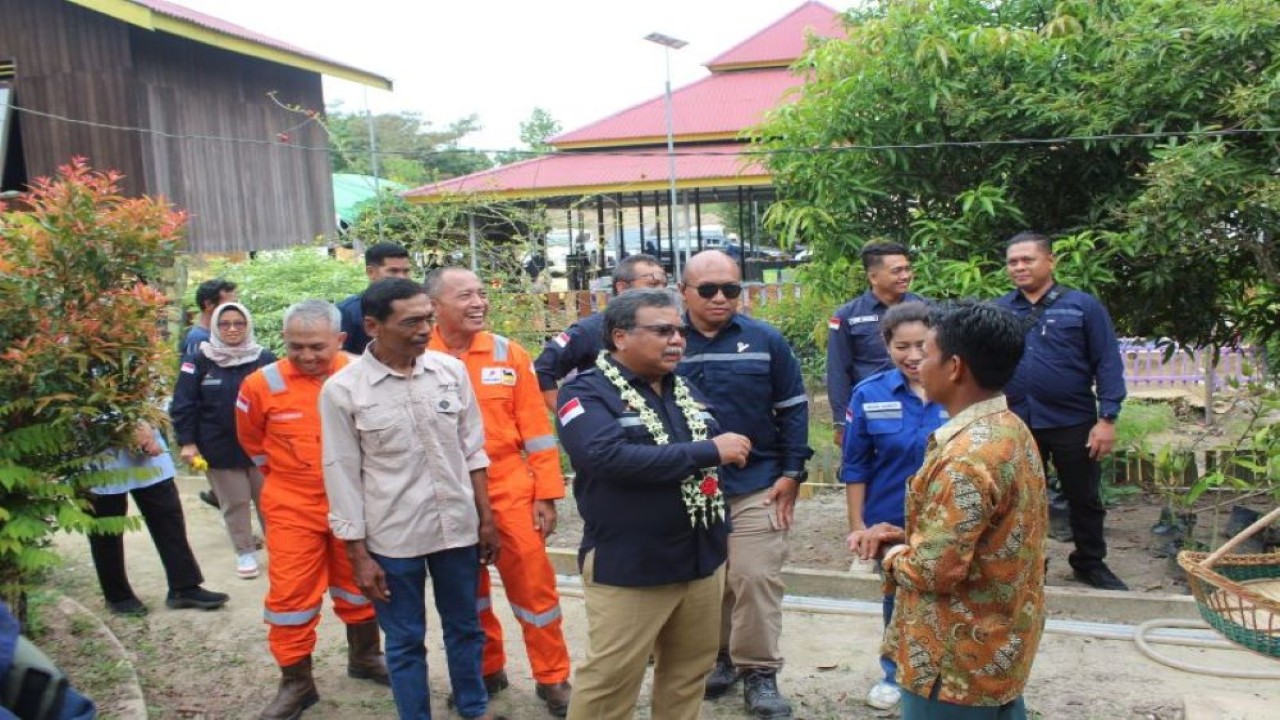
[236,552,260,579]
[866,680,902,709]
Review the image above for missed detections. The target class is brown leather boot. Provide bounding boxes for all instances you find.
[346,620,390,685]
[259,656,319,720]
[536,680,572,717]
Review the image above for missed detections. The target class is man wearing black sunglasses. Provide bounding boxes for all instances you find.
[677,250,813,719]
[534,253,668,410]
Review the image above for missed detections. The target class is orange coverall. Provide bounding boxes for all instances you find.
[428,329,571,684]
[235,354,375,666]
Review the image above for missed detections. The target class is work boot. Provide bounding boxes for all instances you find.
[742,669,792,719]
[346,620,390,685]
[704,650,738,699]
[536,680,572,717]
[260,656,319,720]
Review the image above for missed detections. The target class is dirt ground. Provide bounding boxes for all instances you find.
[36,476,1280,719]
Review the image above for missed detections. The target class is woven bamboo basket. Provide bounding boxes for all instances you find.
[1177,505,1280,660]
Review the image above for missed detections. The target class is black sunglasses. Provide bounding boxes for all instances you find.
[630,323,691,339]
[692,282,743,300]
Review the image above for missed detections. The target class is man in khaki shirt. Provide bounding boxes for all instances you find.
[321,278,501,720]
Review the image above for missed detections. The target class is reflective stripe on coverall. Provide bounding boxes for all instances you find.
[429,329,571,684]
[235,355,375,666]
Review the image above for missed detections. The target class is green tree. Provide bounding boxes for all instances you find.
[0,159,181,611]
[758,0,1280,348]
[326,106,493,185]
[495,107,563,165]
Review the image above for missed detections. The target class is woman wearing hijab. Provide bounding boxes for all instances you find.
[170,301,276,579]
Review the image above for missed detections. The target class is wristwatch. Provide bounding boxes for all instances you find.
[1099,413,1118,423]
[782,469,808,483]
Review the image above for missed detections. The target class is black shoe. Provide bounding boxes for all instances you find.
[704,650,738,699]
[1072,565,1129,591]
[199,490,220,510]
[165,586,229,610]
[742,669,792,719]
[448,670,509,709]
[108,597,148,616]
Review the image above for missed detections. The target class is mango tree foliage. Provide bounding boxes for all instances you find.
[0,159,182,607]
[758,0,1280,346]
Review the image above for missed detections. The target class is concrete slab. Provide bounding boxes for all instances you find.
[1184,693,1278,720]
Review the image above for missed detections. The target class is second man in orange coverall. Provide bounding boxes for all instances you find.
[236,300,389,720]
[425,267,573,717]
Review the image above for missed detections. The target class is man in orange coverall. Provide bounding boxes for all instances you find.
[425,267,573,717]
[236,300,389,720]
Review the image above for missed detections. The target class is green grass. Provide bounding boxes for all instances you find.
[1114,401,1177,449]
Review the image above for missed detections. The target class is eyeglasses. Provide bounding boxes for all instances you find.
[217,321,248,330]
[628,272,669,287]
[692,283,743,300]
[630,323,690,339]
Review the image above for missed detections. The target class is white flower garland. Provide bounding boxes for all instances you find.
[596,351,725,528]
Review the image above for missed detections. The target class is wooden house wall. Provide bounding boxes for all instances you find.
[0,0,146,192]
[130,31,335,253]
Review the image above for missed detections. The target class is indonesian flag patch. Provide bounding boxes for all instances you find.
[235,394,250,413]
[827,316,841,331]
[844,405,854,423]
[557,397,585,426]
[553,331,570,348]
[180,361,196,374]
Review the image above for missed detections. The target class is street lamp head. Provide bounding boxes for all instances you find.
[644,32,688,50]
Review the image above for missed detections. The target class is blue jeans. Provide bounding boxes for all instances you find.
[371,546,486,720]
[879,592,897,685]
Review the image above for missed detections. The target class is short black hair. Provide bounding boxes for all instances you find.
[929,300,1025,391]
[364,242,410,267]
[860,241,910,271]
[602,288,677,351]
[1005,231,1053,254]
[196,279,236,311]
[362,278,427,323]
[613,253,663,288]
[880,301,931,344]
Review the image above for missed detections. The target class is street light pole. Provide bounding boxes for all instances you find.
[644,32,688,282]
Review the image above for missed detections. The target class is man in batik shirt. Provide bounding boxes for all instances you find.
[852,301,1047,720]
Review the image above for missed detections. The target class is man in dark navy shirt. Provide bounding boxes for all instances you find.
[995,231,1129,591]
[534,253,666,410]
[677,250,812,719]
[336,242,412,354]
[556,289,751,720]
[827,242,928,448]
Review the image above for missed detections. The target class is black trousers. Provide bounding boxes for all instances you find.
[87,478,204,603]
[1032,424,1107,571]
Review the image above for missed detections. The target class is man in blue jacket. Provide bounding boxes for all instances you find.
[678,250,812,719]
[826,242,928,448]
[556,289,751,720]
[534,253,667,410]
[995,231,1129,591]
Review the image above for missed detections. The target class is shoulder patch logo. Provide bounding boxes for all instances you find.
[553,332,570,348]
[827,316,841,331]
[180,361,196,374]
[737,342,750,353]
[557,397,585,426]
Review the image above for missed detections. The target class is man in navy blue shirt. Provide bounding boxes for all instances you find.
[827,242,928,448]
[181,278,238,357]
[534,253,667,410]
[677,250,812,719]
[556,289,751,720]
[995,231,1129,591]
[336,242,413,354]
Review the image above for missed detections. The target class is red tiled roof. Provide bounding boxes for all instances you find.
[404,144,768,201]
[551,68,804,148]
[706,1,846,71]
[136,0,341,62]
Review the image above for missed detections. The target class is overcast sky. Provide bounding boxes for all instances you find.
[175,0,849,151]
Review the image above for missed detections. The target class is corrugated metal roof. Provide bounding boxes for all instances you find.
[705,1,845,71]
[404,144,768,202]
[551,68,804,148]
[67,0,392,89]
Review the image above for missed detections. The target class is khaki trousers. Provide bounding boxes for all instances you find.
[721,487,789,670]
[206,466,264,555]
[567,550,725,720]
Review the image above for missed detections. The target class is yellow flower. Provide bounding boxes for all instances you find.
[191,455,208,472]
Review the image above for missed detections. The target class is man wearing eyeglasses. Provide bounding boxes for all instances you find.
[534,253,668,410]
[677,250,812,719]
[827,242,928,449]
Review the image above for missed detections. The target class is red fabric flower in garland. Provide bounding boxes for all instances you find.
[700,475,719,496]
